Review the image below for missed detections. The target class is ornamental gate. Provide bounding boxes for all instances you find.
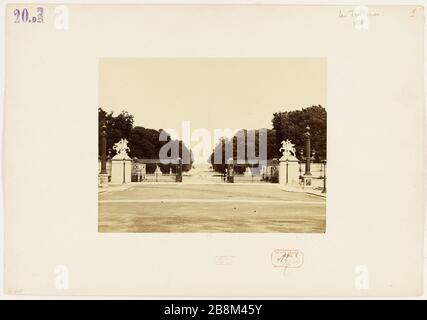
[223,159,278,184]
[131,158,183,183]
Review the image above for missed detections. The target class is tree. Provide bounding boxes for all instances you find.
[272,105,327,161]
[98,107,134,158]
[129,126,161,159]
[209,129,276,173]
[98,108,193,172]
[208,105,326,174]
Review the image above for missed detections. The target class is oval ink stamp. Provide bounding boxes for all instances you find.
[271,249,304,268]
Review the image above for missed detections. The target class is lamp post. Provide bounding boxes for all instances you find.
[227,158,234,183]
[303,125,313,176]
[272,158,278,183]
[133,157,139,182]
[299,125,316,188]
[322,160,327,193]
[176,157,182,182]
[100,115,107,175]
[107,149,112,182]
[98,110,109,188]
[122,158,126,184]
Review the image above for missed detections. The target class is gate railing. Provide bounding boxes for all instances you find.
[131,158,183,183]
[298,160,326,192]
[222,159,277,183]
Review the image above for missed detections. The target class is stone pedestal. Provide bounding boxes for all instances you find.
[111,158,132,184]
[302,175,313,189]
[279,158,300,186]
[98,173,109,188]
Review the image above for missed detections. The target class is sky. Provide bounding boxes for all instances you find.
[99,58,326,162]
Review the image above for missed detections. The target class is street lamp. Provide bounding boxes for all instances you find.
[122,157,126,184]
[322,160,327,193]
[100,117,107,175]
[227,158,234,183]
[98,110,109,188]
[176,157,182,182]
[300,125,314,176]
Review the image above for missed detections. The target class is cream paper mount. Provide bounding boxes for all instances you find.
[3,4,425,296]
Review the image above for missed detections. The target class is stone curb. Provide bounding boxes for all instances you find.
[279,186,326,198]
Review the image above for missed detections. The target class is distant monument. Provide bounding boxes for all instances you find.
[110,138,132,184]
[154,165,163,176]
[260,165,267,180]
[154,164,163,182]
[140,164,146,181]
[279,139,300,186]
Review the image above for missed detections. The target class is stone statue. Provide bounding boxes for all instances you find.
[260,165,267,175]
[154,165,163,176]
[279,139,297,161]
[112,138,131,160]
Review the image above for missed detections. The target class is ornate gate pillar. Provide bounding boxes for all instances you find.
[176,157,183,182]
[227,158,234,183]
[110,138,132,184]
[270,158,279,183]
[278,140,299,186]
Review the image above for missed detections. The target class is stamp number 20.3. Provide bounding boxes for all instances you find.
[14,7,44,24]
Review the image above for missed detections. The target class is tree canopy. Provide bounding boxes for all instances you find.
[209,105,327,173]
[272,105,326,161]
[98,108,193,171]
[209,129,277,174]
[99,104,326,174]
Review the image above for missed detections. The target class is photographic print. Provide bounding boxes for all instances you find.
[4,4,424,297]
[98,58,327,233]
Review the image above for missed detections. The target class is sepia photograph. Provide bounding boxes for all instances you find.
[3,2,425,299]
[98,58,327,233]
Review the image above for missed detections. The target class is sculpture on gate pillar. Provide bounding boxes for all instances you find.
[112,138,130,160]
[111,138,132,184]
[279,139,297,161]
[278,139,299,186]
